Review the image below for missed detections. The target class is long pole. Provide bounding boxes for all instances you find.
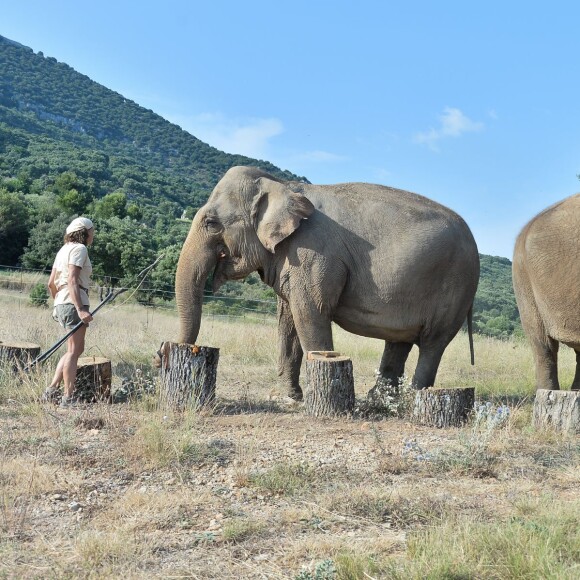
[25,288,126,371]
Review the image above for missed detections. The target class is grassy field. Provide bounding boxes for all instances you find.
[0,292,578,579]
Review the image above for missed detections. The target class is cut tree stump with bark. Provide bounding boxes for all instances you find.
[74,356,112,402]
[305,351,355,417]
[0,340,41,370]
[412,387,475,428]
[533,389,580,434]
[157,342,219,411]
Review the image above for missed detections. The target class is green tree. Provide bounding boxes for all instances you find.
[92,191,127,219]
[53,172,91,214]
[0,189,29,265]
[126,203,143,221]
[21,214,69,270]
[90,217,156,285]
[25,193,61,223]
[149,244,182,296]
[56,188,89,214]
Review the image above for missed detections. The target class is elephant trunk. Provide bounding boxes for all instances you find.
[175,230,216,345]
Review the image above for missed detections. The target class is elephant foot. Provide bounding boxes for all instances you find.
[366,377,407,412]
[281,396,304,409]
[287,387,303,402]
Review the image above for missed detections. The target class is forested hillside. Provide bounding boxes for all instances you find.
[0,35,303,207]
[0,34,520,337]
[0,33,303,297]
[473,255,520,338]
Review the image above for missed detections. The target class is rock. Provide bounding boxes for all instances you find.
[68,501,82,512]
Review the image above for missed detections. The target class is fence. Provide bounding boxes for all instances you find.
[0,264,278,323]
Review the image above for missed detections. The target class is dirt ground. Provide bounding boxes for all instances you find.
[0,299,578,578]
[1,388,578,579]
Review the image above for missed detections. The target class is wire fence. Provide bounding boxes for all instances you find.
[0,263,278,322]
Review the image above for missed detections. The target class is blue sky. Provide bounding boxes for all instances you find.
[2,1,580,258]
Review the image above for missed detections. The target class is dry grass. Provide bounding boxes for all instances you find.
[0,293,578,578]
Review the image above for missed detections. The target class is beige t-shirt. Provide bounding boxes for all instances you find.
[52,243,92,307]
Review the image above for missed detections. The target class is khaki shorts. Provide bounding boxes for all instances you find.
[52,304,89,330]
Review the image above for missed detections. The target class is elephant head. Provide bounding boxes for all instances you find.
[176,166,314,344]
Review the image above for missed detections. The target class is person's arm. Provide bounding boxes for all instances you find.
[48,267,58,299]
[68,264,93,325]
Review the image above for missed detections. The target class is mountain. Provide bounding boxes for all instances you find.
[0,34,304,213]
[0,34,520,337]
[473,255,520,338]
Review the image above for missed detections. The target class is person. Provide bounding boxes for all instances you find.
[42,217,95,407]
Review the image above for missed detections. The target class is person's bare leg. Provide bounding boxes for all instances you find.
[49,355,66,390]
[62,326,86,398]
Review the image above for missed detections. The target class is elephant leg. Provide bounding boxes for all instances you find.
[287,295,334,354]
[277,298,304,400]
[530,337,560,390]
[376,341,413,388]
[571,350,580,391]
[412,340,448,390]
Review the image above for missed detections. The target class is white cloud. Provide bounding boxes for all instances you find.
[414,107,484,150]
[167,112,284,159]
[164,111,348,169]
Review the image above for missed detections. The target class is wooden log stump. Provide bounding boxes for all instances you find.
[74,356,112,402]
[533,389,580,434]
[158,342,219,411]
[412,387,475,428]
[305,351,355,417]
[0,340,41,370]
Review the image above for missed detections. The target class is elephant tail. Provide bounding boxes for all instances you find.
[467,303,475,365]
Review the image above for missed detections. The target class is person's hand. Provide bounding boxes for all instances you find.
[79,310,93,325]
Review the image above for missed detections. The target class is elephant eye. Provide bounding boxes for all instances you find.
[204,218,220,231]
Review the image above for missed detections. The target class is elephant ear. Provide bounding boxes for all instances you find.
[250,177,315,253]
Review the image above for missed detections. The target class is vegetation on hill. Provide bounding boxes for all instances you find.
[0,34,521,337]
[0,33,303,300]
[473,255,521,338]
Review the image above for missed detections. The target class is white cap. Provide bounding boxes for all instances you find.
[66,217,94,234]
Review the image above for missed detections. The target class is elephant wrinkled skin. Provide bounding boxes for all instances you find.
[175,166,480,400]
[513,193,580,391]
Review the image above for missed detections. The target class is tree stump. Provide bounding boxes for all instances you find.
[305,351,355,417]
[74,356,112,402]
[158,342,219,411]
[412,387,475,428]
[533,389,580,434]
[0,340,41,370]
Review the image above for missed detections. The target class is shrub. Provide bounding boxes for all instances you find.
[29,282,49,307]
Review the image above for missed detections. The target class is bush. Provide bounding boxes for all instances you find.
[29,282,49,307]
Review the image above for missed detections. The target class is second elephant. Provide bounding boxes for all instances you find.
[513,193,580,391]
[175,166,480,400]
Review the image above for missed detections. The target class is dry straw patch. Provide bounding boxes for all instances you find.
[92,486,215,534]
[0,458,61,498]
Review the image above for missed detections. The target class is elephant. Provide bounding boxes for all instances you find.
[512,193,580,391]
[175,166,480,400]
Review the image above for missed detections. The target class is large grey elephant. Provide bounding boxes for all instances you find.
[513,193,580,391]
[175,166,480,400]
